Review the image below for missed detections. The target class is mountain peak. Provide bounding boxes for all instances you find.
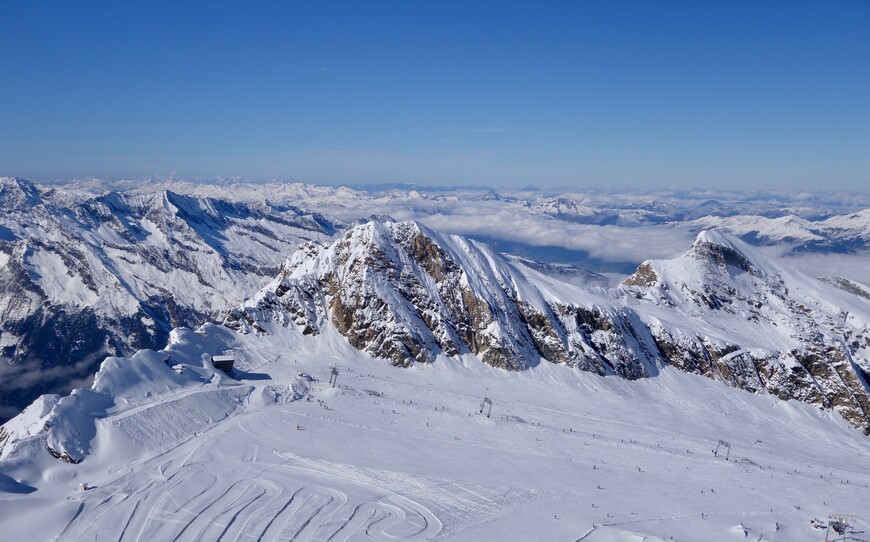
[693,229,735,246]
[689,229,760,274]
[0,177,41,210]
[228,219,572,371]
[623,229,777,297]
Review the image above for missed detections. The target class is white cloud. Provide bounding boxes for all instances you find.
[416,206,696,263]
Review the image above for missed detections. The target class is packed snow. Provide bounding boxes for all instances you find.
[1,322,868,541]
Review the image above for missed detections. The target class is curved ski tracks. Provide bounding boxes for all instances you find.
[65,463,440,542]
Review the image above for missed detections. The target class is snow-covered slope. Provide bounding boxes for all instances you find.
[0,177,339,420]
[227,221,870,433]
[1,319,868,541]
[0,326,251,465]
[0,394,59,461]
[691,210,870,254]
[504,254,610,288]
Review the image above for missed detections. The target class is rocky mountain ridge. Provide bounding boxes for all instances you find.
[227,221,870,433]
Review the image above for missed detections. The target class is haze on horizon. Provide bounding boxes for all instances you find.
[1,1,867,191]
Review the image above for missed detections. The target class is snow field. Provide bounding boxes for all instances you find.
[1,324,869,541]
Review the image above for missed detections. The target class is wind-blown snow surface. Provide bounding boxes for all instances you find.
[1,324,868,541]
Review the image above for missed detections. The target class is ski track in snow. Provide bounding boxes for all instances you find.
[4,325,870,542]
[54,395,449,542]
[63,449,445,541]
[46,378,551,542]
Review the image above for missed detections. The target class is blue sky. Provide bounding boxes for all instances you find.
[1,1,867,189]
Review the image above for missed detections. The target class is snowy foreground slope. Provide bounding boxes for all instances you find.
[0,325,868,541]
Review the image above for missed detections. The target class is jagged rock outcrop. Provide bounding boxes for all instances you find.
[228,223,870,434]
[227,221,664,375]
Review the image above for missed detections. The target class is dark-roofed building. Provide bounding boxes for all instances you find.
[211,354,234,374]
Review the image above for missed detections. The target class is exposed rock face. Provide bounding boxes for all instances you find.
[0,177,338,421]
[228,222,555,370]
[226,222,671,378]
[229,223,870,434]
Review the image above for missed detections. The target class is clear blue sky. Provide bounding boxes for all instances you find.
[1,1,867,189]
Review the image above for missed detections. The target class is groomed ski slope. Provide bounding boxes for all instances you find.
[1,323,868,541]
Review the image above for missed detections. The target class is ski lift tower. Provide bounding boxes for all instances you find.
[714,439,731,460]
[826,515,859,542]
[329,366,339,388]
[479,397,493,418]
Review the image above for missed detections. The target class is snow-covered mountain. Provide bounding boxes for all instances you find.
[622,231,870,432]
[226,221,673,379]
[51,177,870,251]
[226,221,870,433]
[691,211,870,253]
[3,219,870,540]
[504,254,610,288]
[0,177,339,419]
[4,171,870,433]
